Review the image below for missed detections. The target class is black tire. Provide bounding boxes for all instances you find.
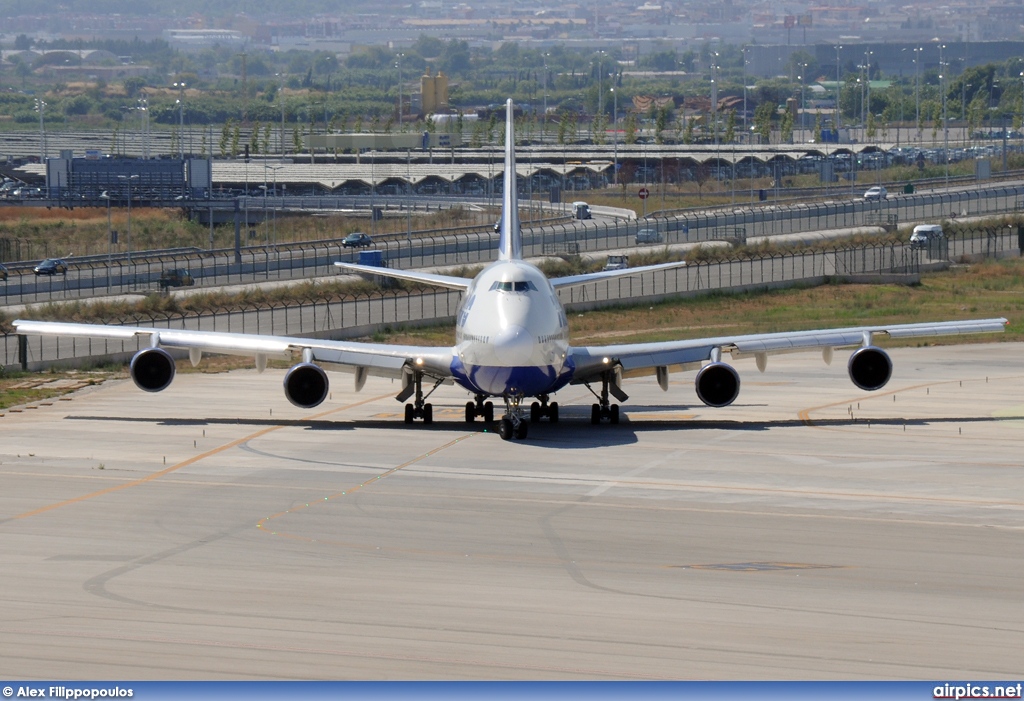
[610,404,620,425]
[484,402,494,423]
[423,403,433,424]
[530,402,540,423]
[465,402,476,423]
[498,417,514,441]
[515,421,528,439]
[591,404,601,425]
[404,404,414,424]
[549,402,559,423]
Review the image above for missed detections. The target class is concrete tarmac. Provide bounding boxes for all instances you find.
[1,343,1022,680]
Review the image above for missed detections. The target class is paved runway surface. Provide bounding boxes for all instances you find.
[1,343,1022,680]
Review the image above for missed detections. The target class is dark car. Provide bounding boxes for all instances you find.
[33,258,68,276]
[342,233,373,248]
[0,262,8,281]
[159,268,195,288]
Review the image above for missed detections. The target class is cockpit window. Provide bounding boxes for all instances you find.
[489,280,537,292]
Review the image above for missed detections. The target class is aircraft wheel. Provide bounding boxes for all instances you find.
[610,404,620,425]
[423,403,433,424]
[515,421,528,440]
[404,404,414,424]
[465,402,476,423]
[498,417,514,441]
[549,402,559,423]
[484,402,494,423]
[530,402,540,423]
[591,404,601,425]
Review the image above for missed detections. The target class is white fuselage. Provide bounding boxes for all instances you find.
[451,260,572,397]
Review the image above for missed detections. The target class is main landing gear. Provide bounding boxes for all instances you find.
[586,370,628,425]
[497,396,528,441]
[529,395,559,423]
[399,371,443,424]
[465,394,495,423]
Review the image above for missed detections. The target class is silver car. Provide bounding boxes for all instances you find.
[635,228,663,244]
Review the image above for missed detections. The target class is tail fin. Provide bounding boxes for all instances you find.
[497,98,522,261]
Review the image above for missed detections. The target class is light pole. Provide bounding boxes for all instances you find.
[542,53,550,140]
[264,164,283,245]
[173,81,186,158]
[940,44,948,186]
[711,52,720,146]
[34,99,45,163]
[395,53,404,127]
[118,174,139,268]
[137,96,149,159]
[834,44,842,133]
[914,47,922,141]
[276,73,286,155]
[864,50,873,136]
[597,50,605,120]
[611,87,618,185]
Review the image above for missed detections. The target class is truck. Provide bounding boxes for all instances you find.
[571,201,592,220]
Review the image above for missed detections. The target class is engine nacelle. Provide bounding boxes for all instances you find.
[695,362,741,407]
[130,347,176,393]
[284,362,329,408]
[848,346,892,391]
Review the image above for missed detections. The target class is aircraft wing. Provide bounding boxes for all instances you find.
[570,318,1008,382]
[550,260,687,290]
[334,262,472,290]
[12,320,456,381]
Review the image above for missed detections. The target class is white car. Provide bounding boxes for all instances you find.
[863,186,888,201]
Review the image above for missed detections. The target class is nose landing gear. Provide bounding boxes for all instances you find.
[498,396,528,441]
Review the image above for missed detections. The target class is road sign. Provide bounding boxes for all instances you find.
[638,187,650,199]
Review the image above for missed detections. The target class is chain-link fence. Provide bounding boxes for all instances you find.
[6,226,1018,371]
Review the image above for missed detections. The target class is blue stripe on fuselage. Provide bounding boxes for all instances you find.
[451,357,575,397]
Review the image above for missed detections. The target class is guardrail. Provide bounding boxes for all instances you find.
[2,183,1022,308]
[5,226,1018,371]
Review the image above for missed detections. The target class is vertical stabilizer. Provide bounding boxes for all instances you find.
[497,99,522,261]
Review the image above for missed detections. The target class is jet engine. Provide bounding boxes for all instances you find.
[847,346,892,391]
[695,362,741,407]
[130,347,176,393]
[284,362,329,408]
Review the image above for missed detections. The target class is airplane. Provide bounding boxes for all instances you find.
[13,100,1008,441]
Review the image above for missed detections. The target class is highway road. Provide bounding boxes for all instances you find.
[2,179,1023,309]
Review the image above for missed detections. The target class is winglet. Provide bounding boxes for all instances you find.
[497,98,522,261]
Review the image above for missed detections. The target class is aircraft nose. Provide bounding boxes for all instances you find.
[493,324,535,366]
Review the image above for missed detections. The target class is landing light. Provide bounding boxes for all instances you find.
[602,357,611,364]
[415,357,424,366]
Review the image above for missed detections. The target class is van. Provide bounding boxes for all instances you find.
[571,201,591,220]
[910,224,943,248]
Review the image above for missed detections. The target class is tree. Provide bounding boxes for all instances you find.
[724,109,736,144]
[683,116,695,144]
[220,120,232,158]
[250,120,261,154]
[780,109,794,143]
[866,112,876,141]
[624,112,638,144]
[754,102,774,144]
[654,106,669,144]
